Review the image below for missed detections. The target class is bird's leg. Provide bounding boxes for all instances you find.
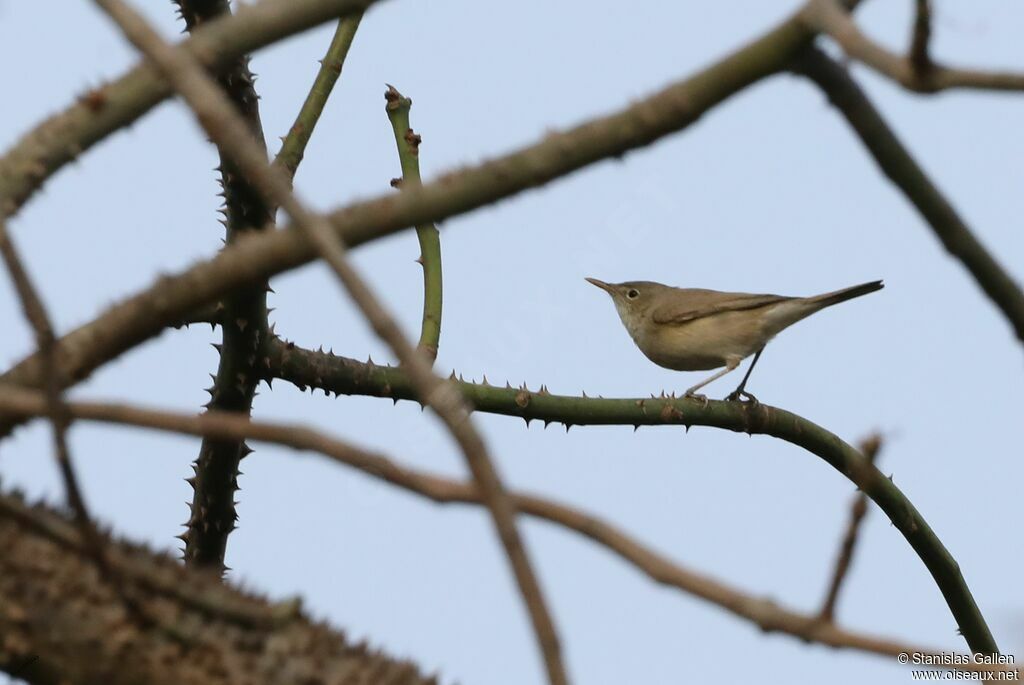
[725,347,764,403]
[684,360,740,405]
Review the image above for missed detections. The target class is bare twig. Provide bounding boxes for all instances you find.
[819,434,883,621]
[0,388,1016,677]
[908,0,932,74]
[790,45,1024,345]
[0,218,117,595]
[90,1,567,681]
[275,14,364,181]
[801,0,1024,92]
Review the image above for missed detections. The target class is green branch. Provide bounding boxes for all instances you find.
[263,336,998,655]
[275,14,364,181]
[385,85,442,361]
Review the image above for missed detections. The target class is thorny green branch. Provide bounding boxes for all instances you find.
[92,2,567,682]
[0,0,1013,662]
[0,387,1017,677]
[261,337,998,655]
[275,13,364,181]
[386,85,443,361]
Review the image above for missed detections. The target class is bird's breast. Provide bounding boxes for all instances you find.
[630,312,767,371]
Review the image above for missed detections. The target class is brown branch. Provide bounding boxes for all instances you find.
[91,2,567,681]
[909,0,932,74]
[0,491,300,631]
[0,0,385,218]
[790,44,1024,345]
[0,491,435,685]
[801,0,1024,92]
[0,6,822,413]
[0,388,1016,677]
[0,218,128,610]
[819,434,883,621]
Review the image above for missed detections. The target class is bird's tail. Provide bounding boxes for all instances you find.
[807,280,884,309]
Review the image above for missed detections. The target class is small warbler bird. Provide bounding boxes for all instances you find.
[586,277,883,401]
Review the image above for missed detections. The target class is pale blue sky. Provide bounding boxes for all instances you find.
[1,1,1022,683]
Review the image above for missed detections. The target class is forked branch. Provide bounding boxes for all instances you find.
[0,388,1016,677]
[802,0,1024,93]
[90,1,566,681]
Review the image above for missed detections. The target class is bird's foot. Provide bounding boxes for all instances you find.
[684,391,709,408]
[725,389,759,404]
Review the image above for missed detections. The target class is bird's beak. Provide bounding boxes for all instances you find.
[585,277,614,294]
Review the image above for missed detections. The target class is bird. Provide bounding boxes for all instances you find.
[585,277,884,401]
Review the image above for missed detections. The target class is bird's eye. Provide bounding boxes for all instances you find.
[626,289,640,300]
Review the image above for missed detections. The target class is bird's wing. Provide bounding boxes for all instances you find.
[651,289,793,325]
